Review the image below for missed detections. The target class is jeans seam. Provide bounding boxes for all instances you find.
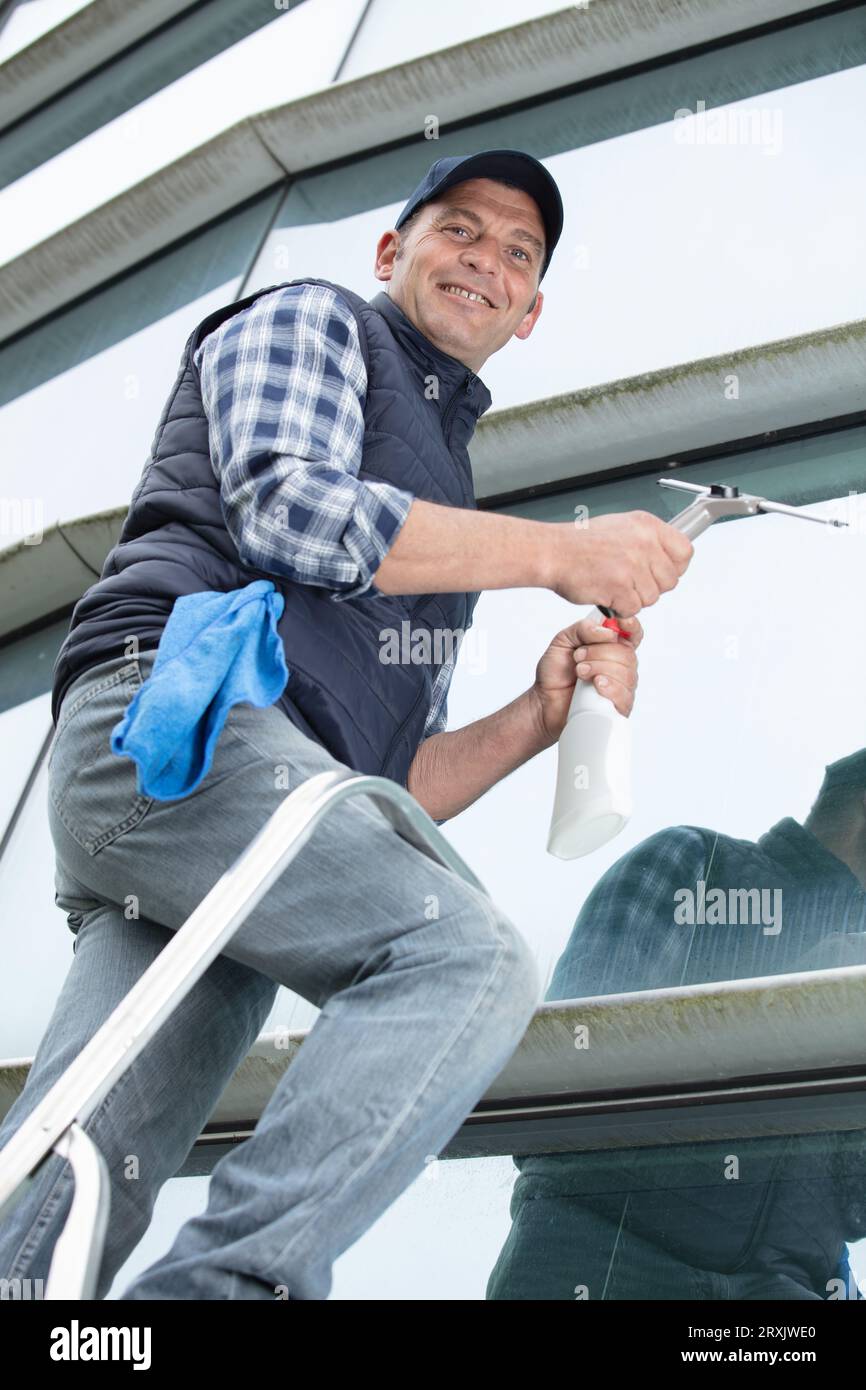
[222,715,295,768]
[87,794,155,855]
[224,713,334,795]
[48,658,155,854]
[5,1064,135,1280]
[55,662,142,736]
[7,1164,73,1278]
[49,780,155,858]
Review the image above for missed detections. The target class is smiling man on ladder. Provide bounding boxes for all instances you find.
[0,148,691,1299]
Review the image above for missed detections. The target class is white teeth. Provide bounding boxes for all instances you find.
[441,284,491,307]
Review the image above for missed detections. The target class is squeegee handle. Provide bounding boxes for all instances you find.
[573,497,714,714]
[668,496,732,543]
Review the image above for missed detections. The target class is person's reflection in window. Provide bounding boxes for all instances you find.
[486,749,866,1301]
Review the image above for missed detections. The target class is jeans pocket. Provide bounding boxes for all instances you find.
[48,658,155,856]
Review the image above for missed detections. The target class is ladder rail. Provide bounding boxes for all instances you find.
[0,769,491,1297]
[48,1124,112,1301]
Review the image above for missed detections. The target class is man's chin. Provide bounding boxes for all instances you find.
[423,314,468,354]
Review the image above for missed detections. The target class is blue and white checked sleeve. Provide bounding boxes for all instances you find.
[193,282,415,603]
[423,612,475,738]
[194,281,455,743]
[545,827,713,1000]
[424,661,450,738]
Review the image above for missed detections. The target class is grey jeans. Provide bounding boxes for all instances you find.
[0,647,540,1299]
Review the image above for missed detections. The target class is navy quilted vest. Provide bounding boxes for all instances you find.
[50,277,493,787]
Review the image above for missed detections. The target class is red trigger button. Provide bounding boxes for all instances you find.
[601,617,632,640]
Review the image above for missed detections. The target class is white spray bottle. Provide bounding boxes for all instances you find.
[546,479,847,859]
[546,607,634,859]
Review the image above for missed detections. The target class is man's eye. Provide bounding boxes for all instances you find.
[444,226,531,263]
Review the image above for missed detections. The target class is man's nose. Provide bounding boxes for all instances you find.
[460,238,500,283]
[463,233,499,269]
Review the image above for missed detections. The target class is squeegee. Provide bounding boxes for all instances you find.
[547,478,848,860]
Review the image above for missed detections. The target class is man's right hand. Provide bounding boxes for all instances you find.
[550,510,695,617]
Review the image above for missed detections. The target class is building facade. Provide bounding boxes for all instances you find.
[1,0,865,1299]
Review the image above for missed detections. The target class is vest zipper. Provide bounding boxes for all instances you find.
[441,371,475,442]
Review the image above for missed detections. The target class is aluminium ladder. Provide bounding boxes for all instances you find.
[0,769,491,1300]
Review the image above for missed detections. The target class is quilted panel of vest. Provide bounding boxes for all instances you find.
[441,372,480,507]
[379,674,431,787]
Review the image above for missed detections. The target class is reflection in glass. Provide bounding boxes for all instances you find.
[486,749,866,1300]
[550,748,866,994]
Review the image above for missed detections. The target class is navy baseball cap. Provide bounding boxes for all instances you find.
[394,148,564,281]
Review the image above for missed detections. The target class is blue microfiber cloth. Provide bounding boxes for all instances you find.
[111,580,289,801]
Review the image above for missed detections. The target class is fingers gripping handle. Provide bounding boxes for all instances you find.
[546,608,633,860]
[546,498,710,859]
[567,610,633,721]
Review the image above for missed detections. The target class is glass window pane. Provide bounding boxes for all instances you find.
[0,0,91,64]
[0,0,353,265]
[0,615,69,712]
[0,687,50,839]
[483,1131,866,1301]
[0,739,71,1056]
[0,188,282,547]
[102,1133,866,1299]
[244,8,866,404]
[0,0,306,191]
[339,0,586,80]
[442,429,866,1001]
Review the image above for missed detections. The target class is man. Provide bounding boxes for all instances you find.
[0,149,692,1300]
[487,749,866,1300]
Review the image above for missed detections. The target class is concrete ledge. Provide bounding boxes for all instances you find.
[4,964,866,1170]
[2,312,863,640]
[0,509,122,641]
[471,315,866,501]
[0,120,286,331]
[0,0,192,130]
[0,0,818,339]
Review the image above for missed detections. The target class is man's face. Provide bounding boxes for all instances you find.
[374,177,546,373]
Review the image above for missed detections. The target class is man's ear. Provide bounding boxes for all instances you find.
[512,287,544,342]
[374,229,400,285]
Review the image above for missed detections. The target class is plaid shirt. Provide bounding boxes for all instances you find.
[547,815,866,998]
[193,282,455,739]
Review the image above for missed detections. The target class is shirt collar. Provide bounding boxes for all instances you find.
[367,289,493,420]
[757,816,866,898]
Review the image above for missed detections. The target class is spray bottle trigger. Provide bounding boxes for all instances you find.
[601,617,632,641]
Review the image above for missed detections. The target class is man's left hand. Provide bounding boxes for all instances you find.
[529,614,644,745]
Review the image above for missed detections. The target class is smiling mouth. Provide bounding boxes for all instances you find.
[438,282,496,310]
